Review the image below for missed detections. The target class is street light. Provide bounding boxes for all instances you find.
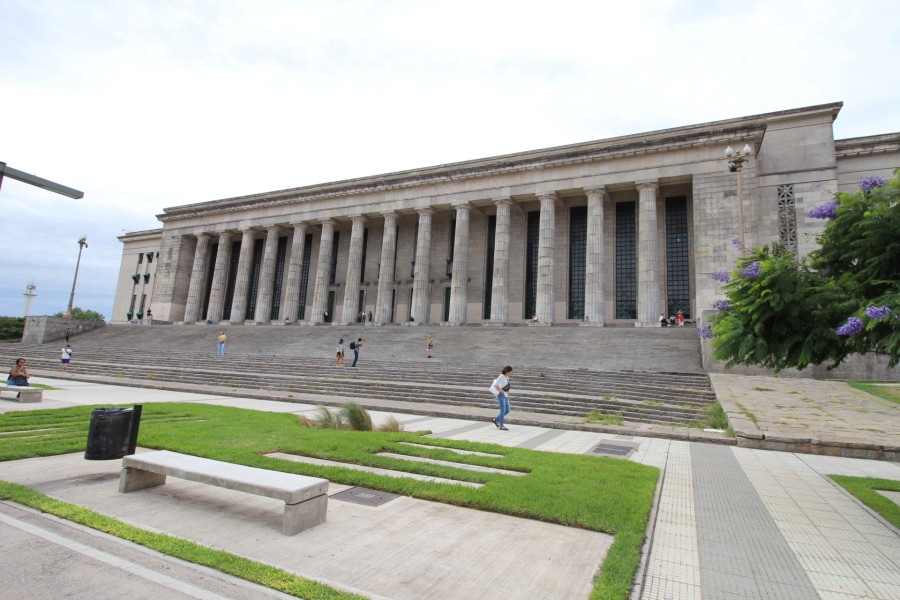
[725,144,754,254]
[65,236,88,319]
[0,161,84,199]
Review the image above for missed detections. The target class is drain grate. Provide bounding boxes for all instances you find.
[331,487,400,507]
[591,442,637,458]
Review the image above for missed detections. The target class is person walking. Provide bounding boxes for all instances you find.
[350,338,364,367]
[217,331,227,355]
[336,339,345,366]
[426,335,435,358]
[59,344,73,372]
[489,366,513,431]
[65,328,71,343]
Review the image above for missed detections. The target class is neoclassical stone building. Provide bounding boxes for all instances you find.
[113,102,899,327]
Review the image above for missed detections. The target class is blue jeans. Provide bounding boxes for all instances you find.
[217,342,225,355]
[352,349,359,367]
[496,393,510,426]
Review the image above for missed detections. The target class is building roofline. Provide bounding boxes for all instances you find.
[158,101,843,221]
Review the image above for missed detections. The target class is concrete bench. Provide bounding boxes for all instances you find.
[119,450,328,535]
[0,385,42,403]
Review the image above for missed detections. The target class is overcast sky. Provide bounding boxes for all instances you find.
[1,0,897,320]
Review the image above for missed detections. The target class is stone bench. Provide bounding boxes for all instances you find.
[119,450,328,535]
[0,385,42,403]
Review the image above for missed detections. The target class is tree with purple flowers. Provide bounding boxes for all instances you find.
[707,172,899,370]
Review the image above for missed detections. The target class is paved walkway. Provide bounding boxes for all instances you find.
[0,378,898,599]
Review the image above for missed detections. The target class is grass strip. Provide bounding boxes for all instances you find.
[0,481,365,600]
[0,403,659,600]
[847,381,900,406]
[830,475,900,528]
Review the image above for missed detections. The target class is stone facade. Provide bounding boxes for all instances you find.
[113,103,900,332]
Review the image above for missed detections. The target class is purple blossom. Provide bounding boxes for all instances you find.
[713,299,730,311]
[732,238,744,249]
[807,200,837,220]
[697,325,714,340]
[741,261,761,279]
[713,270,731,283]
[865,306,892,321]
[857,176,886,191]
[835,317,864,336]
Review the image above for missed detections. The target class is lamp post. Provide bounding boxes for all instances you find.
[65,236,88,319]
[725,144,754,254]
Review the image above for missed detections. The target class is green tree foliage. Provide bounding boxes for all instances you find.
[53,307,106,322]
[709,174,899,371]
[0,317,25,341]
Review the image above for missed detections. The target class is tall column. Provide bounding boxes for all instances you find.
[229,229,257,324]
[637,181,661,325]
[374,212,398,324]
[253,226,281,324]
[410,208,433,324]
[281,223,307,323]
[490,199,512,323]
[448,204,471,324]
[310,220,335,325]
[585,188,607,325]
[183,234,211,323]
[205,232,233,323]
[536,193,557,324]
[340,216,366,325]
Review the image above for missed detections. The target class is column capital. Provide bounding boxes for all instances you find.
[493,197,513,207]
[536,192,558,203]
[636,180,659,193]
[416,207,435,216]
[351,215,368,225]
[584,186,608,199]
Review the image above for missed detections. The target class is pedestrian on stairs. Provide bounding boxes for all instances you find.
[489,366,513,431]
[426,335,435,358]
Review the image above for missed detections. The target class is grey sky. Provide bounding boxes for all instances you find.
[1,0,897,319]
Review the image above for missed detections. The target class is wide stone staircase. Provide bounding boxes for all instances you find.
[2,323,716,426]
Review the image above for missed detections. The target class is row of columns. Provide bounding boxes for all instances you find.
[181,183,663,326]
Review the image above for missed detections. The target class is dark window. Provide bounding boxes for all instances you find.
[443,287,451,321]
[270,236,288,320]
[568,206,587,319]
[329,231,340,284]
[137,253,143,265]
[146,252,153,264]
[483,215,496,319]
[615,202,637,319]
[524,211,540,318]
[245,238,265,319]
[447,218,456,277]
[221,240,241,320]
[666,197,690,318]
[298,233,313,320]
[360,228,368,283]
[201,243,218,319]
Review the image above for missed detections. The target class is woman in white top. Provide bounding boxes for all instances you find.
[490,366,513,430]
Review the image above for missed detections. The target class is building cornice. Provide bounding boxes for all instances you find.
[158,102,843,223]
[118,228,163,243]
[835,132,900,157]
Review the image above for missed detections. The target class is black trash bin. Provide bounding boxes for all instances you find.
[84,405,142,460]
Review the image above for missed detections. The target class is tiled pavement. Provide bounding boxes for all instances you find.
[1,379,899,599]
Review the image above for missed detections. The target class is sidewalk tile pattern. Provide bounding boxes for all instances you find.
[691,445,819,599]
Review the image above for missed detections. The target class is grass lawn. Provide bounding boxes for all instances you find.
[848,381,900,406]
[830,475,900,529]
[0,403,659,600]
